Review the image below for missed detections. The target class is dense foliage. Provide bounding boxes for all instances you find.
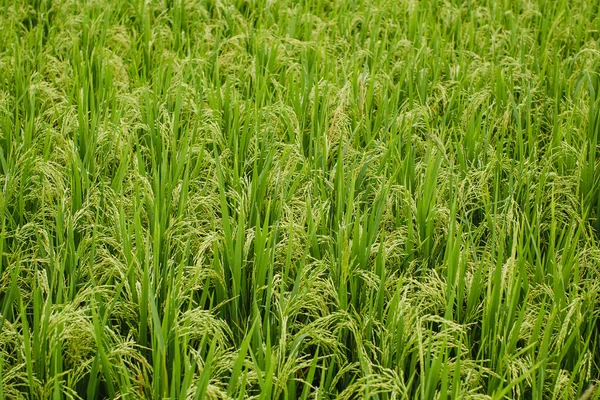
[1,0,599,398]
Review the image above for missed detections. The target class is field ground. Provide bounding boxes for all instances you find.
[1,0,600,398]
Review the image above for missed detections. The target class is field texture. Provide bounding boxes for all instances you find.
[1,0,600,398]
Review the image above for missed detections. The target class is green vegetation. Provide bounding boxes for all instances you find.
[1,0,599,398]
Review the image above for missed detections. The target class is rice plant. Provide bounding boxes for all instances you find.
[0,0,599,398]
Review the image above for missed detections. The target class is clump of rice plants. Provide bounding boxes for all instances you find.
[0,0,599,398]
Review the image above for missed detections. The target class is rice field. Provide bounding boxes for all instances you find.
[1,0,600,398]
